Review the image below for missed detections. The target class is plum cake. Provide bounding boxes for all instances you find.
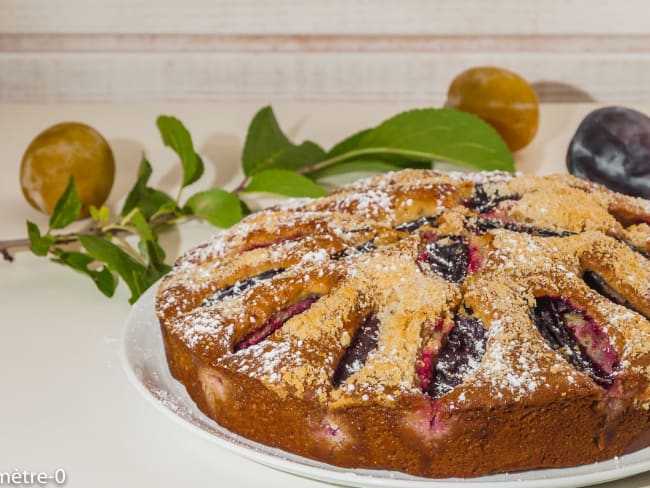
[156,170,650,478]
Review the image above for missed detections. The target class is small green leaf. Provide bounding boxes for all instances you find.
[49,176,82,230]
[242,106,325,175]
[89,205,100,221]
[90,205,110,222]
[130,209,168,268]
[138,240,171,276]
[139,260,171,294]
[243,170,327,198]
[26,221,54,256]
[130,209,155,242]
[79,234,149,304]
[98,205,110,222]
[157,115,204,188]
[121,156,152,215]
[121,157,175,219]
[52,250,117,298]
[155,201,180,217]
[184,189,243,228]
[324,108,514,172]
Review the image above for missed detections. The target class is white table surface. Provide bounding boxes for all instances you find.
[1,103,649,488]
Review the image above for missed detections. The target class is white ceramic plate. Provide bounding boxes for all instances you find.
[120,283,650,488]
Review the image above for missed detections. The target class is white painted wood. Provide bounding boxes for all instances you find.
[2,33,649,54]
[2,0,649,35]
[1,0,649,102]
[2,51,650,102]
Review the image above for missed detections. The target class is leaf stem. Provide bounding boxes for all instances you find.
[296,147,479,174]
[111,234,146,265]
[175,187,184,206]
[231,177,250,194]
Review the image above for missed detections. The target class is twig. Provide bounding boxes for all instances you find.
[0,232,88,262]
[231,177,250,195]
[1,247,15,262]
[0,212,179,263]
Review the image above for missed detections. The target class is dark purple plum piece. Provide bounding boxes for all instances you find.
[417,235,469,284]
[333,314,380,386]
[567,106,650,199]
[473,217,573,237]
[331,241,377,260]
[583,271,646,318]
[427,315,487,398]
[234,295,319,351]
[531,297,619,387]
[394,215,440,233]
[203,268,285,306]
[463,184,520,214]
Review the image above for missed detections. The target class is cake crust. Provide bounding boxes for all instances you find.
[157,171,650,478]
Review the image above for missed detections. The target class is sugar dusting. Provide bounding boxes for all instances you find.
[158,170,650,411]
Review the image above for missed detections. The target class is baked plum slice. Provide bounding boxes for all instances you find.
[394,215,440,233]
[532,297,619,387]
[203,268,285,306]
[583,271,644,316]
[419,315,488,398]
[473,217,573,237]
[333,314,380,386]
[331,241,377,260]
[234,295,320,351]
[417,234,470,284]
[463,184,520,214]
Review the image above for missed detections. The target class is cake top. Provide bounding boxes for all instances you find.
[157,170,650,412]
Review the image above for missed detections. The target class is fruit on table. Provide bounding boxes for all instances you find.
[20,122,115,217]
[445,66,539,151]
[567,106,650,199]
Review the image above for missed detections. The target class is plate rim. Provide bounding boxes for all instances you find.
[119,283,650,488]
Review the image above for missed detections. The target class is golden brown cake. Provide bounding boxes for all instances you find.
[156,170,650,478]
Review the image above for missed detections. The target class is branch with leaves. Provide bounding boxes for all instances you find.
[0,106,513,303]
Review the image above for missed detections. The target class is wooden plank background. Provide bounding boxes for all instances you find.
[1,0,650,102]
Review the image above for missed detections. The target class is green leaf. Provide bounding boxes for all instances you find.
[243,169,327,198]
[130,209,155,242]
[307,160,405,180]
[324,108,514,172]
[326,128,373,158]
[130,209,168,269]
[138,240,170,273]
[90,205,110,223]
[242,106,325,175]
[157,115,204,188]
[184,189,243,228]
[155,201,180,217]
[26,221,54,256]
[121,156,152,215]
[52,250,117,298]
[262,141,326,173]
[121,157,175,219]
[49,176,82,230]
[79,234,149,304]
